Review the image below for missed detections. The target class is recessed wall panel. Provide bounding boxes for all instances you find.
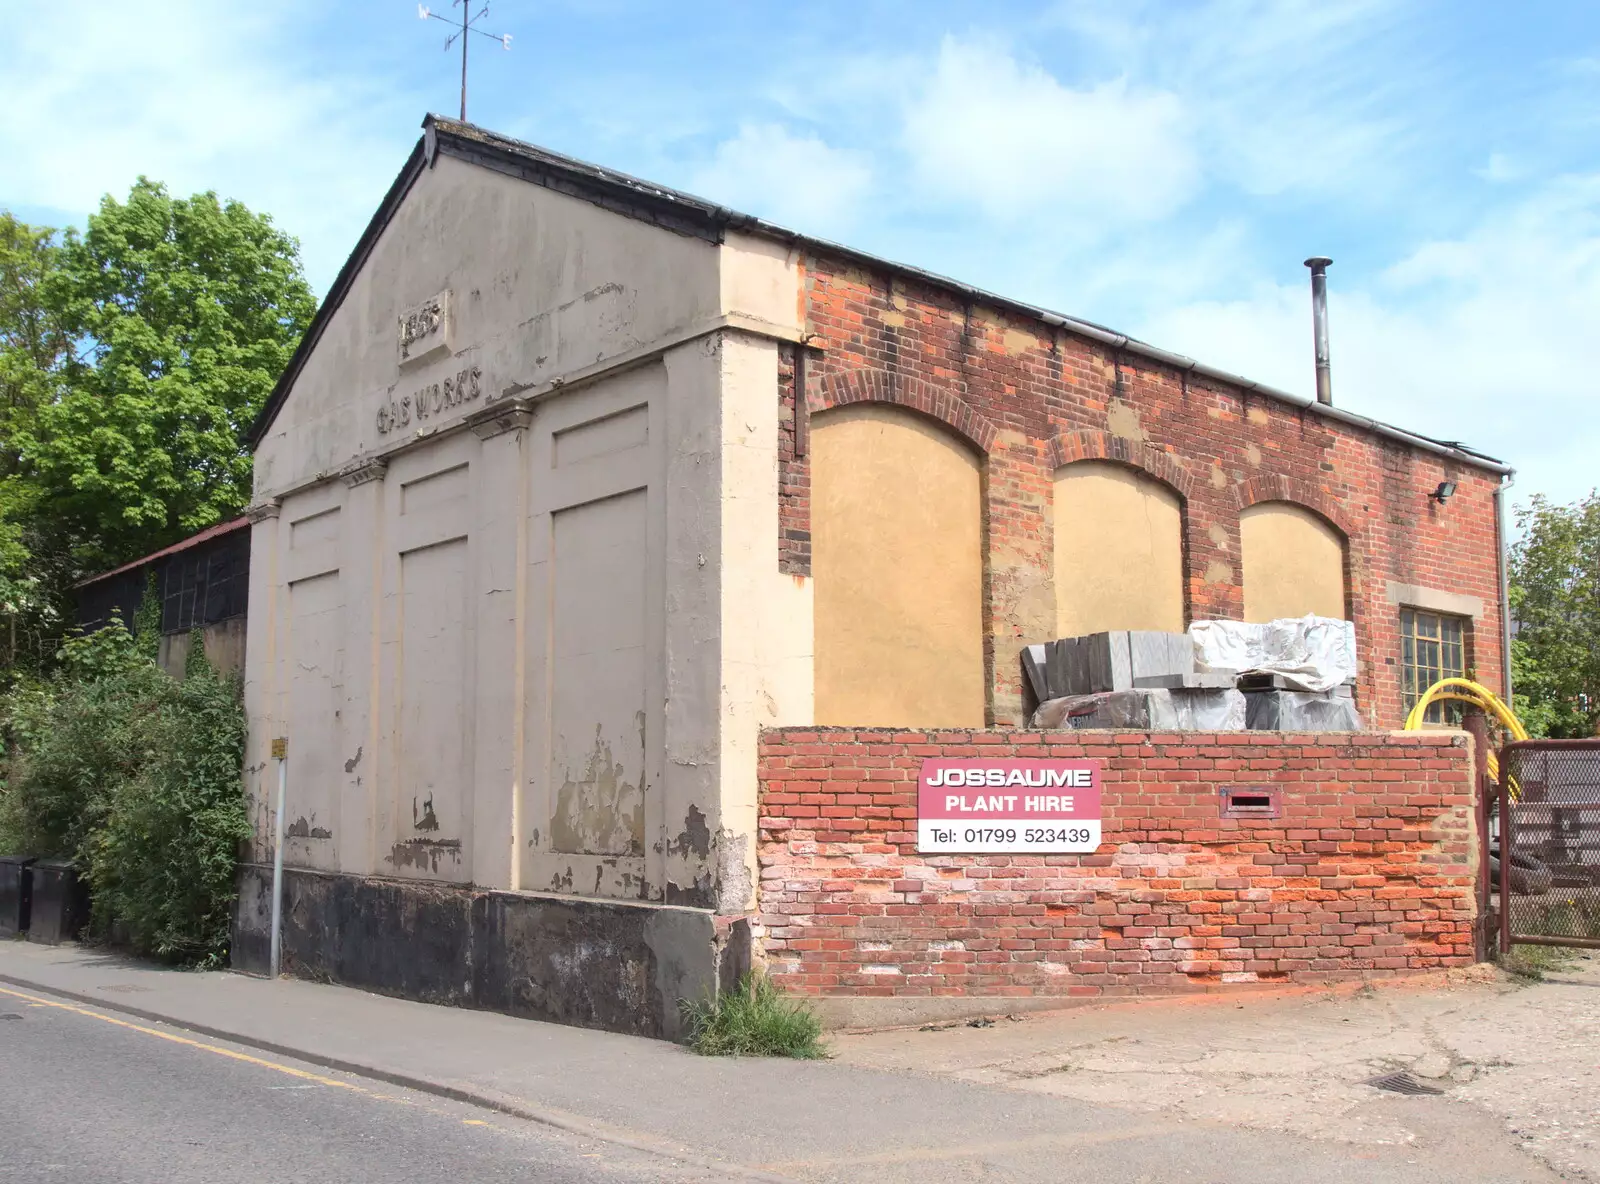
[548,490,647,857]
[552,404,648,468]
[401,463,469,515]
[285,570,342,868]
[396,536,471,878]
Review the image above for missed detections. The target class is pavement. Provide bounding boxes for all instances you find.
[0,938,1592,1183]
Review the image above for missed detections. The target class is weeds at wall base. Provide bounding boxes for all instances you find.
[1497,944,1580,982]
[680,974,825,1059]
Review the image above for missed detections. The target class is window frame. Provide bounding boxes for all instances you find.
[1399,607,1470,724]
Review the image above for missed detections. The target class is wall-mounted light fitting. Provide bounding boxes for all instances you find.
[1430,481,1457,503]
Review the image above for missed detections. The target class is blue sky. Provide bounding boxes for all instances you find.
[4,1,1597,507]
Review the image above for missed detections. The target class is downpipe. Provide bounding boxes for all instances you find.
[1495,474,1515,706]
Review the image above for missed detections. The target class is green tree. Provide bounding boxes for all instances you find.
[0,214,68,476]
[1509,492,1600,738]
[20,178,315,569]
[0,214,72,667]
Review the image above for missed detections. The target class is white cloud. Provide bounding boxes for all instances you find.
[1046,0,1425,201]
[1137,175,1600,504]
[0,0,422,294]
[900,36,1197,223]
[687,123,873,235]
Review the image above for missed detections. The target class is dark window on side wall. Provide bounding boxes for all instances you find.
[1401,608,1468,724]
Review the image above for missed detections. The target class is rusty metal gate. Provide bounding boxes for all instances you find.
[1498,739,1600,951]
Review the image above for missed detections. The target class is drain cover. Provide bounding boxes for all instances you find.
[1367,1071,1445,1096]
[0,1013,21,1021]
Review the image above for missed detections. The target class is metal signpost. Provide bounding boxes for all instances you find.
[917,759,1103,854]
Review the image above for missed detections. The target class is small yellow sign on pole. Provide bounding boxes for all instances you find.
[271,737,288,760]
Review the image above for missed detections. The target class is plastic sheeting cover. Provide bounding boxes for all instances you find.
[1190,614,1357,694]
[1244,690,1365,732]
[1031,688,1247,732]
[1151,688,1247,731]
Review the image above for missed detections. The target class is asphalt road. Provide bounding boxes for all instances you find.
[0,992,738,1183]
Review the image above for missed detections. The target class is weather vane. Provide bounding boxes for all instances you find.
[418,1,511,123]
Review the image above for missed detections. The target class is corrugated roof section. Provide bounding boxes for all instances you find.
[75,516,252,589]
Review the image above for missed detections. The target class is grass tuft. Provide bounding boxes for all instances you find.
[1498,943,1579,983]
[681,973,825,1059]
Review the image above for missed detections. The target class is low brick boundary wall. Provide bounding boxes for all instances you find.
[758,730,1476,1004]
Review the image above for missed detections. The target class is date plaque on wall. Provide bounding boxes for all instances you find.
[398,290,452,368]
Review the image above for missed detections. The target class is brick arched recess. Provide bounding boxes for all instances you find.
[1047,430,1197,503]
[805,368,1000,721]
[1232,474,1375,713]
[1232,474,1358,541]
[814,370,999,455]
[1048,430,1200,634]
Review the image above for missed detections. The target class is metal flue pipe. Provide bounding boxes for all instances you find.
[1304,256,1333,406]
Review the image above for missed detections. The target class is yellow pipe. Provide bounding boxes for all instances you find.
[1403,677,1529,797]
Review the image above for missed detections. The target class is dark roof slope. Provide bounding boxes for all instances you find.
[75,516,251,589]
[246,115,1509,475]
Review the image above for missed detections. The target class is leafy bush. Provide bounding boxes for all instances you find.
[681,974,826,1058]
[0,618,156,858]
[0,620,248,965]
[86,659,249,964]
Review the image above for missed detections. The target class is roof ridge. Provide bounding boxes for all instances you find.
[244,114,1509,476]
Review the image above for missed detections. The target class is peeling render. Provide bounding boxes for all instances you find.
[713,830,753,915]
[388,838,462,875]
[551,724,644,857]
[668,804,712,860]
[286,816,334,841]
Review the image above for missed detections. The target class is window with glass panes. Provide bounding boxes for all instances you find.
[1400,608,1467,723]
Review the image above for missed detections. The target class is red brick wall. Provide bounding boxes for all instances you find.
[758,728,1477,1001]
[780,257,1508,728]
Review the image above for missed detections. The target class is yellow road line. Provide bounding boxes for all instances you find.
[0,983,369,1094]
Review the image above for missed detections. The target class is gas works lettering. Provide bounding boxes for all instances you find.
[376,365,483,435]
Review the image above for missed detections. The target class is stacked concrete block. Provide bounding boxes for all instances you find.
[1024,629,1368,732]
[1243,688,1363,731]
[1040,687,1247,731]
[1022,644,1050,704]
[1131,672,1237,689]
[1024,630,1197,702]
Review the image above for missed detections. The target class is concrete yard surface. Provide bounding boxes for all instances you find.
[834,954,1600,1182]
[1,940,1592,1183]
